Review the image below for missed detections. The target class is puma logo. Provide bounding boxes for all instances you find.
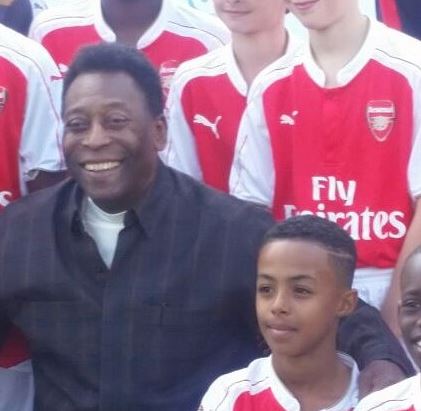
[280,111,299,126]
[193,114,222,139]
[0,190,12,207]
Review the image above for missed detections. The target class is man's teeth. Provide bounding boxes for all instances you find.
[84,161,120,171]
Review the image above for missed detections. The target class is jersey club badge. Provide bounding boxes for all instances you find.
[366,100,395,142]
[159,60,179,98]
[0,87,8,112]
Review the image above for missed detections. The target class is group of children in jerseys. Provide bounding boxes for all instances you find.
[165,0,421,323]
[161,0,421,409]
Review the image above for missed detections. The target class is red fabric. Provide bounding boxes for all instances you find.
[0,328,29,367]
[233,388,286,411]
[0,56,30,366]
[264,60,413,269]
[379,0,402,30]
[0,56,26,210]
[182,74,246,192]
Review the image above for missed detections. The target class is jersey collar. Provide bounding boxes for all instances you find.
[225,29,304,98]
[93,0,173,48]
[302,16,380,88]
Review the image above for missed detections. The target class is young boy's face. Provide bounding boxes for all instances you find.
[399,253,421,368]
[256,239,355,359]
[213,0,286,35]
[284,0,358,31]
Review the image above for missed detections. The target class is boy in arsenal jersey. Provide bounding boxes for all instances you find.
[0,21,64,411]
[163,0,300,192]
[230,0,421,334]
[29,0,228,95]
[198,215,360,411]
[355,248,421,411]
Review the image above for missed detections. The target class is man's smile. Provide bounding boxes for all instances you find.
[82,161,122,172]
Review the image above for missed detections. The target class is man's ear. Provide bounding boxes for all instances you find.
[153,114,167,151]
[337,289,358,318]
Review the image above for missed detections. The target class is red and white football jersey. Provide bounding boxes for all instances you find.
[198,353,358,411]
[230,20,421,270]
[0,22,63,209]
[0,22,63,411]
[29,0,229,95]
[163,34,302,192]
[354,373,421,411]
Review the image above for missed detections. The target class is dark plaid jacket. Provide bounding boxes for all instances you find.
[377,0,421,40]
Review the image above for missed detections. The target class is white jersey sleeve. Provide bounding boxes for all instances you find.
[198,376,233,411]
[354,374,421,411]
[19,41,64,182]
[408,69,421,199]
[229,94,275,207]
[161,67,203,181]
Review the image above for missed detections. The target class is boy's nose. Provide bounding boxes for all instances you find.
[271,291,290,315]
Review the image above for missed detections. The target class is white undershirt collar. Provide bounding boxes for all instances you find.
[81,196,126,269]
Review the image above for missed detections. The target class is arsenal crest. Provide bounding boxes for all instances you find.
[159,60,179,98]
[0,86,8,112]
[366,100,395,142]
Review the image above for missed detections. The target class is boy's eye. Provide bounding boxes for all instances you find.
[294,286,312,297]
[257,285,273,296]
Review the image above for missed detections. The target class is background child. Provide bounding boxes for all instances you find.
[355,247,421,410]
[230,0,421,335]
[198,215,359,410]
[163,0,298,192]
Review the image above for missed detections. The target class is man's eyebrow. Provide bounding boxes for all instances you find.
[64,101,130,115]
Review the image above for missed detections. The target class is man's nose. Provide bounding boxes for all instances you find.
[82,122,110,148]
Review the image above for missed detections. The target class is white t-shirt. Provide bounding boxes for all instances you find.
[81,197,126,269]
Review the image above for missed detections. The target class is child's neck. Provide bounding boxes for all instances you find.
[308,12,369,88]
[102,0,162,46]
[232,25,287,87]
[273,345,351,411]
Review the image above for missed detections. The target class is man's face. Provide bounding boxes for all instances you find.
[256,239,354,360]
[213,0,286,35]
[63,71,166,213]
[284,0,358,31]
[399,253,421,368]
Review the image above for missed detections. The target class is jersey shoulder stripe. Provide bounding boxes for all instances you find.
[203,357,272,409]
[372,21,421,73]
[0,24,59,78]
[29,3,94,41]
[170,46,229,90]
[355,374,420,411]
[167,2,229,46]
